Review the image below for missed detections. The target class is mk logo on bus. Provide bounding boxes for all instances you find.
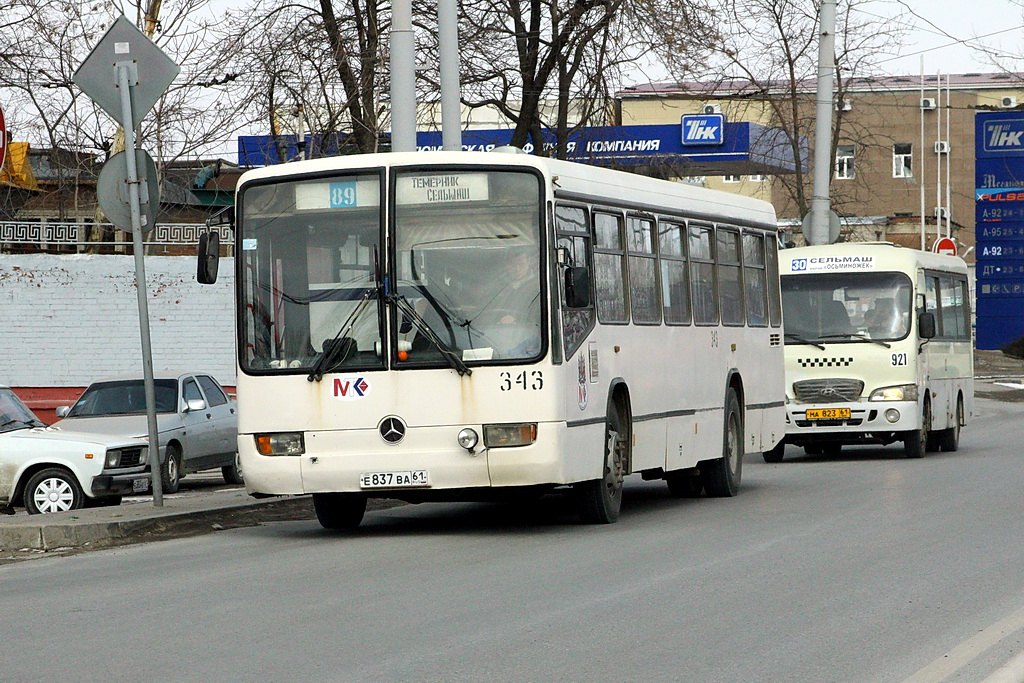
[333,377,369,399]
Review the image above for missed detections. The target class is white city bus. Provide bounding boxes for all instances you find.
[769,242,973,461]
[198,150,786,528]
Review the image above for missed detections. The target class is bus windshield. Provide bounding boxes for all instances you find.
[393,169,543,363]
[237,168,543,374]
[781,271,913,343]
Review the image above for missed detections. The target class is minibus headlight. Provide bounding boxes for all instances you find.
[483,423,538,448]
[869,384,918,402]
[255,432,305,456]
[457,428,480,451]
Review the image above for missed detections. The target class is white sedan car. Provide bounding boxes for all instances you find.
[0,386,150,514]
[53,372,240,494]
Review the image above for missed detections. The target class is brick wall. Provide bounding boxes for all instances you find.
[0,255,236,419]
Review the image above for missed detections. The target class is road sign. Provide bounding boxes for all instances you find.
[801,209,841,244]
[0,104,6,171]
[933,237,957,256]
[97,149,159,233]
[72,16,179,129]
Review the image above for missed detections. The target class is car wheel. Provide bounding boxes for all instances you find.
[222,452,244,485]
[24,468,85,514]
[903,400,931,459]
[161,444,182,494]
[313,493,367,530]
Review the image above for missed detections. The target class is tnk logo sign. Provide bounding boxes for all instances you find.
[681,114,725,145]
[983,119,1024,153]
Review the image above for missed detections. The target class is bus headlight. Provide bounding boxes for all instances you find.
[255,432,305,456]
[869,384,918,402]
[457,428,480,452]
[105,449,122,468]
[484,423,538,448]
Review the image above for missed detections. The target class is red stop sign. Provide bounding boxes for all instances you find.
[933,237,957,256]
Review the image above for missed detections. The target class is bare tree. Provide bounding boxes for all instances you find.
[685,0,910,220]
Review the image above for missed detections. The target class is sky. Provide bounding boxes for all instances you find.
[876,0,1023,75]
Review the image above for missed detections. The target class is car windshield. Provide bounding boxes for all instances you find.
[0,388,46,432]
[66,380,179,417]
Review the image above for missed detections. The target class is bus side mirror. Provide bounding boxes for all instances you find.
[918,311,936,339]
[197,231,220,284]
[565,266,591,308]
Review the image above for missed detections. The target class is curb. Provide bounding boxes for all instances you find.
[0,494,313,552]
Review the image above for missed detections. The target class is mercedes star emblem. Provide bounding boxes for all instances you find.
[378,415,407,444]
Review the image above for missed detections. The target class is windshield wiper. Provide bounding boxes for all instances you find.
[307,287,377,383]
[0,418,39,430]
[818,332,892,348]
[784,333,825,350]
[391,293,471,376]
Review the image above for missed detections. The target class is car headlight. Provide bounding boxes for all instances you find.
[105,449,122,468]
[255,432,305,456]
[869,384,918,401]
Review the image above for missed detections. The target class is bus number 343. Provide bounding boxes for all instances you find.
[500,371,544,391]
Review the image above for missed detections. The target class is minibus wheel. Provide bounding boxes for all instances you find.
[903,399,931,459]
[937,395,963,452]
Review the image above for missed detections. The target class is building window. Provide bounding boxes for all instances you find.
[893,143,913,178]
[835,145,855,179]
[723,175,741,183]
[748,174,765,182]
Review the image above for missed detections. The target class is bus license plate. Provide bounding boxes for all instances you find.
[359,470,429,489]
[805,408,851,420]
[132,478,149,493]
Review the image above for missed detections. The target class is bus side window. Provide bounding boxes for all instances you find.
[555,204,595,356]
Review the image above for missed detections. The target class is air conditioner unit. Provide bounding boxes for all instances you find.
[921,98,937,110]
[835,99,852,111]
[702,104,721,115]
[1001,96,1018,108]
[934,141,950,154]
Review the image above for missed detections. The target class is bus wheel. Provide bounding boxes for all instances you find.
[574,403,628,523]
[313,493,367,530]
[666,471,703,497]
[762,440,785,463]
[702,389,742,497]
[937,395,963,452]
[903,400,931,459]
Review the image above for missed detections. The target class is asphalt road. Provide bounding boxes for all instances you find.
[2,396,1023,682]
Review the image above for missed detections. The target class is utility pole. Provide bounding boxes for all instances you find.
[808,0,837,245]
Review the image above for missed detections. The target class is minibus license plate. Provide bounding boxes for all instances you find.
[132,478,149,493]
[359,470,429,489]
[805,408,851,420]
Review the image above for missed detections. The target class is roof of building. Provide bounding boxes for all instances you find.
[619,72,1024,98]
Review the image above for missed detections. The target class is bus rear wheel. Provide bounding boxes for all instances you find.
[575,402,628,523]
[702,389,743,497]
[313,493,367,530]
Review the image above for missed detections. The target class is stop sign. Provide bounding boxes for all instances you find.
[0,104,6,172]
[933,237,957,256]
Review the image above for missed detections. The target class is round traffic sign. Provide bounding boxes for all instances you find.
[933,237,957,256]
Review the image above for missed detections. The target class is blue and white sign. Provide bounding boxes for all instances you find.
[975,112,1024,349]
[980,117,1024,155]
[681,114,725,146]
